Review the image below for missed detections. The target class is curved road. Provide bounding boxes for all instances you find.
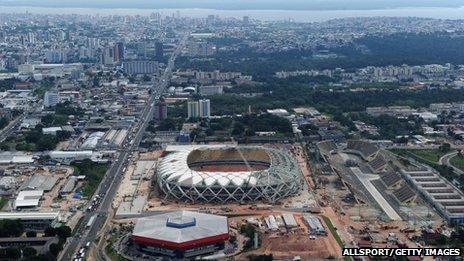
[439,151,464,175]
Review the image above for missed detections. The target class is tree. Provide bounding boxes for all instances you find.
[55,226,72,239]
[26,231,37,237]
[0,247,21,259]
[49,243,62,256]
[43,226,56,237]
[56,130,71,141]
[439,143,451,153]
[22,247,37,258]
[229,235,237,244]
[36,135,58,151]
[0,117,9,129]
[0,219,24,237]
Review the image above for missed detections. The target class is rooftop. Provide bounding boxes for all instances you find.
[132,210,228,244]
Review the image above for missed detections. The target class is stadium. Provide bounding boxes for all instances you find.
[156,145,302,203]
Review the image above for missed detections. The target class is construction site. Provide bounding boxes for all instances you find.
[100,139,464,260]
[313,139,461,252]
[98,143,347,260]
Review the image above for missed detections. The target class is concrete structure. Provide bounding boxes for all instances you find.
[49,150,94,162]
[14,190,44,209]
[302,214,326,235]
[267,109,289,117]
[155,42,164,61]
[187,101,199,119]
[156,145,302,203]
[345,140,379,161]
[0,153,34,164]
[123,61,158,74]
[0,237,55,247]
[42,127,62,135]
[44,91,58,107]
[0,212,59,231]
[21,175,58,192]
[81,132,105,149]
[154,101,168,120]
[131,211,228,259]
[199,85,223,96]
[199,99,210,118]
[282,213,298,228]
[400,169,464,224]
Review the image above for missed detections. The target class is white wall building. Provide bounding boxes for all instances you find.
[44,91,58,107]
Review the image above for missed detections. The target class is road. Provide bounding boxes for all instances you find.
[439,151,464,175]
[0,103,42,142]
[60,33,188,261]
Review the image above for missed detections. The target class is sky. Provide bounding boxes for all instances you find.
[1,0,464,10]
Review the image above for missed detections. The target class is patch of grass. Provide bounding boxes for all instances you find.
[105,236,128,261]
[0,197,8,210]
[450,154,464,171]
[321,215,350,261]
[390,149,447,165]
[391,149,461,186]
[71,159,109,197]
[321,215,343,247]
[33,79,53,98]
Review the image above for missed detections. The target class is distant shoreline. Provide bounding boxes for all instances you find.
[2,6,464,22]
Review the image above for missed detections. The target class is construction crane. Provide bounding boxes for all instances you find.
[230,137,252,172]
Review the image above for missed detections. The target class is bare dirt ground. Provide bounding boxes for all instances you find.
[233,212,342,260]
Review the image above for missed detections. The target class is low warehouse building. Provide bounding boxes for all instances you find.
[0,212,59,231]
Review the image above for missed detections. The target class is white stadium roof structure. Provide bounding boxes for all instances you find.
[156,145,302,203]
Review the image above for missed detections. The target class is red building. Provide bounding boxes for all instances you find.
[131,211,229,258]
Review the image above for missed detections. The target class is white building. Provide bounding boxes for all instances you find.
[187,101,200,119]
[199,85,223,96]
[42,127,62,135]
[199,99,211,118]
[44,91,58,107]
[188,100,210,119]
[14,190,44,209]
[123,61,158,74]
[49,151,94,161]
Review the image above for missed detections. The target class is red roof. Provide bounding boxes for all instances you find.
[131,233,229,251]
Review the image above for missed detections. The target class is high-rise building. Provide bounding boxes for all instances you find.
[44,91,59,107]
[187,101,200,119]
[101,47,114,65]
[154,101,168,120]
[243,16,250,25]
[45,50,64,63]
[123,61,158,74]
[199,99,211,118]
[155,42,164,61]
[113,42,124,62]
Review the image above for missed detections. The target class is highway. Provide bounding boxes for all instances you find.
[60,33,188,261]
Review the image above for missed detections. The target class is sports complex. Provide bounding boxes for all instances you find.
[155,145,303,203]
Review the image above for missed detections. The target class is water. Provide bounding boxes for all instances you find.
[1,6,464,22]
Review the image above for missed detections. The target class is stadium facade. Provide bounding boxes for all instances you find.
[156,145,302,203]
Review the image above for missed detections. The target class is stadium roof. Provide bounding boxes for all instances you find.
[159,145,261,187]
[132,211,228,249]
[157,145,302,203]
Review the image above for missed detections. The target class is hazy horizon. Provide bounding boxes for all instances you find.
[1,0,464,10]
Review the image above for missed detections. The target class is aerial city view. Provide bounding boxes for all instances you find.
[0,0,464,260]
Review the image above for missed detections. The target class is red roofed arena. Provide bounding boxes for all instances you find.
[131,210,229,259]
